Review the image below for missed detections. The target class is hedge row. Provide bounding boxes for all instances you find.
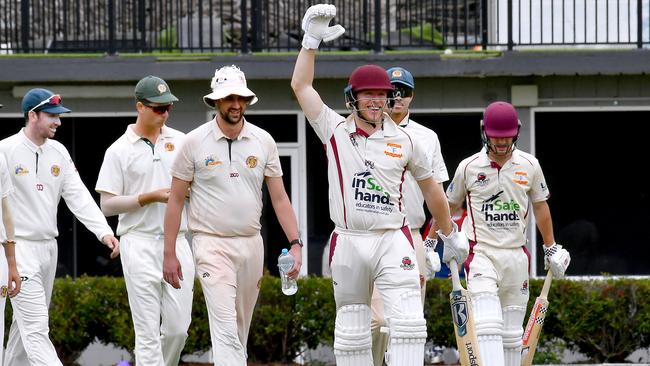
[5,275,650,364]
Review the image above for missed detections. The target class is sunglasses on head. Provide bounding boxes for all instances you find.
[393,85,413,98]
[148,104,173,114]
[29,94,62,113]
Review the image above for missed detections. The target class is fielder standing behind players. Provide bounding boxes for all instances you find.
[369,66,449,366]
[446,101,570,366]
[0,88,119,366]
[95,76,194,366]
[163,65,302,365]
[0,104,22,365]
[291,5,468,365]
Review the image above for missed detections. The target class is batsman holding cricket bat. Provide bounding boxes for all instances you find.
[444,101,571,366]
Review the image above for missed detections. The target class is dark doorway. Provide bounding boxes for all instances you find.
[536,111,650,276]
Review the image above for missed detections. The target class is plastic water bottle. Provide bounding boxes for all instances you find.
[278,248,298,295]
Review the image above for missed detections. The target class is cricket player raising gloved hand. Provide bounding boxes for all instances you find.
[301,4,346,50]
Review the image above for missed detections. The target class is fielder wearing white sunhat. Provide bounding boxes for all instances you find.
[203,65,258,107]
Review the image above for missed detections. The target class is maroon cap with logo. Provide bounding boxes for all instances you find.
[483,101,519,138]
[348,65,394,93]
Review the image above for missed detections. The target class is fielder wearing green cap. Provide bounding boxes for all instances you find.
[1,88,119,365]
[97,75,192,366]
[135,75,179,106]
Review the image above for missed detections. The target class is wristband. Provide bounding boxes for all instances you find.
[290,238,303,248]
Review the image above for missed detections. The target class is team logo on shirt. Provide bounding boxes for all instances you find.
[472,172,489,187]
[246,156,258,168]
[204,155,222,168]
[521,280,529,295]
[165,142,175,152]
[51,165,61,177]
[384,143,403,158]
[400,256,415,270]
[513,171,528,185]
[14,165,29,176]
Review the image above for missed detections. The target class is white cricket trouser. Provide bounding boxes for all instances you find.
[330,226,422,317]
[466,242,531,308]
[120,232,195,366]
[370,228,426,366]
[192,233,264,366]
[0,251,8,366]
[4,238,62,366]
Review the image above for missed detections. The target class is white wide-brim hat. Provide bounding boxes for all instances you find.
[203,65,258,107]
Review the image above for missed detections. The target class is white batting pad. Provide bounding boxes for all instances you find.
[334,304,373,366]
[503,305,526,366]
[473,292,505,366]
[385,291,427,366]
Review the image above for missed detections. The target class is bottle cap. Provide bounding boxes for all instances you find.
[281,248,289,254]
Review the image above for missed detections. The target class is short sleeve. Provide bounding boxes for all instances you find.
[306,104,345,144]
[170,135,196,182]
[95,148,124,195]
[529,160,550,202]
[264,137,283,178]
[407,136,434,181]
[0,154,13,198]
[446,162,468,205]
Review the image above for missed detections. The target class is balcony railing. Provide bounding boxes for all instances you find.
[0,0,648,54]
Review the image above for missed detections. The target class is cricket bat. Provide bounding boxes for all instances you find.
[449,259,482,366]
[521,270,553,366]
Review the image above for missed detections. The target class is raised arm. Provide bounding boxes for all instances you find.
[291,4,345,120]
[291,49,324,121]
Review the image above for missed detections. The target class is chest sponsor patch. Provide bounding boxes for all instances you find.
[480,190,522,230]
[513,171,529,185]
[204,154,222,168]
[14,165,29,176]
[384,143,402,158]
[351,171,395,215]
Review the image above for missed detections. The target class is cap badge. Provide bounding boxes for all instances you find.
[157,84,167,94]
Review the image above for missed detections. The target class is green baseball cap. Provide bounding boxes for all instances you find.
[135,76,178,105]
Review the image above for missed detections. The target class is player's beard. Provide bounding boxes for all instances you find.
[219,108,243,125]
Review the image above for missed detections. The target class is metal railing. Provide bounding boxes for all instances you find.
[0,0,648,54]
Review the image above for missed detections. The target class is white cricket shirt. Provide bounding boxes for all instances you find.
[446,148,550,249]
[96,124,188,236]
[398,116,449,229]
[0,129,113,241]
[0,155,14,243]
[308,105,432,231]
[170,118,282,237]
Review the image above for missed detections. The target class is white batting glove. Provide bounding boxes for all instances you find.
[437,222,469,265]
[301,4,346,49]
[423,238,441,280]
[544,242,571,279]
